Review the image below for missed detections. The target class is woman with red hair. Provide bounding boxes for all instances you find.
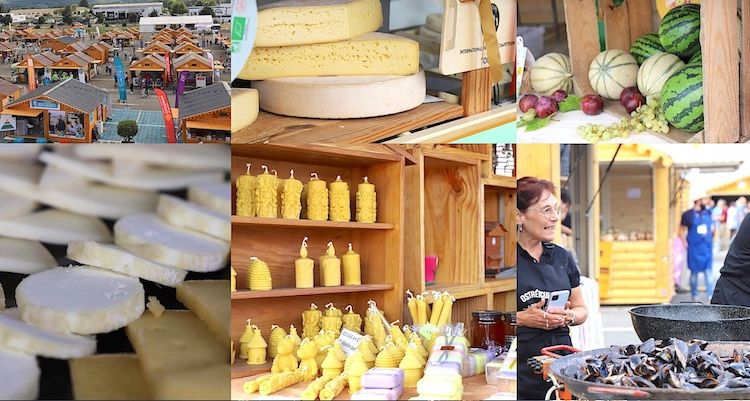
[516,177,589,400]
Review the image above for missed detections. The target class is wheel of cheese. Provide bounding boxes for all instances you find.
[0,209,112,245]
[0,238,56,274]
[157,195,230,241]
[188,181,230,214]
[0,144,42,160]
[16,266,145,335]
[73,144,230,170]
[0,308,96,358]
[231,88,258,132]
[0,347,39,399]
[0,191,36,220]
[253,69,426,119]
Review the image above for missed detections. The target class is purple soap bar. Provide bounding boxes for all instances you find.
[361,368,404,389]
[352,388,401,400]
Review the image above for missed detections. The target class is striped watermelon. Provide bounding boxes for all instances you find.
[689,51,702,65]
[588,50,639,100]
[660,63,703,133]
[529,53,573,95]
[659,4,701,60]
[637,52,685,99]
[630,33,665,65]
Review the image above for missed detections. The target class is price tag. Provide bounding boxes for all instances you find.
[337,328,364,356]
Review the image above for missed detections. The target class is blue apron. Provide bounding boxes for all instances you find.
[687,209,713,272]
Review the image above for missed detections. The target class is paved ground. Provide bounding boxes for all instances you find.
[98,108,179,143]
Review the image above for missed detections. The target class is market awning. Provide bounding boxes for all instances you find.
[185,119,230,131]
[2,108,43,117]
[176,68,213,72]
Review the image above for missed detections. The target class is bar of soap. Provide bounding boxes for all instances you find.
[231,89,258,132]
[157,195,230,241]
[70,354,150,400]
[188,181,230,214]
[114,214,229,272]
[150,363,230,400]
[239,32,420,80]
[125,311,226,379]
[73,144,230,170]
[0,238,56,274]
[37,167,158,219]
[0,209,112,245]
[67,241,188,287]
[16,266,145,335]
[0,347,40,399]
[0,190,37,219]
[361,368,404,389]
[175,280,230,347]
[256,0,382,47]
[0,307,96,358]
[253,70,425,119]
[39,151,225,191]
[416,373,463,396]
[352,387,402,400]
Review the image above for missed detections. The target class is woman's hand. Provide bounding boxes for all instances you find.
[518,299,566,330]
[549,301,575,326]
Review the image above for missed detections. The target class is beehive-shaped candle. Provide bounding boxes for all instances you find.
[320,242,341,287]
[302,303,322,339]
[342,305,362,334]
[248,257,272,291]
[236,163,255,217]
[332,341,347,362]
[319,373,347,401]
[297,338,319,381]
[328,175,351,222]
[388,337,405,363]
[230,266,237,292]
[411,334,429,360]
[289,325,302,362]
[254,165,278,218]
[400,346,425,388]
[295,236,314,289]
[341,243,361,286]
[375,343,400,368]
[320,346,344,379]
[403,324,413,339]
[238,320,255,359]
[267,324,286,359]
[356,176,377,223]
[306,173,328,221]
[357,338,376,369]
[271,335,298,373]
[247,327,267,365]
[344,350,368,393]
[281,169,303,219]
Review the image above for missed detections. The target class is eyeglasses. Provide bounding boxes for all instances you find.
[530,205,561,219]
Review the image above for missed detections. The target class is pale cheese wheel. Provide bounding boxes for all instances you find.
[426,13,443,33]
[16,266,145,335]
[589,50,639,100]
[0,238,56,274]
[231,88,258,132]
[0,144,42,160]
[530,53,573,95]
[0,307,97,358]
[0,190,36,220]
[72,144,230,170]
[187,181,230,214]
[253,69,426,119]
[0,209,112,245]
[637,51,685,99]
[0,347,39,400]
[156,194,230,241]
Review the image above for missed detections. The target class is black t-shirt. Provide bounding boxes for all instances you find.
[517,242,580,342]
[718,214,750,292]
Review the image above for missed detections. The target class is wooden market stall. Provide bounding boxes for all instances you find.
[140,41,172,55]
[83,43,110,65]
[128,54,167,87]
[12,53,60,85]
[50,52,96,81]
[40,36,78,53]
[708,177,750,199]
[173,42,203,56]
[59,42,88,56]
[178,82,230,143]
[1,78,110,143]
[0,78,21,110]
[173,52,214,88]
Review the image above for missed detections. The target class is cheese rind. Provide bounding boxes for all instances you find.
[114,214,229,272]
[73,144,230,170]
[157,195,231,241]
[66,241,188,287]
[239,32,420,80]
[16,266,145,335]
[0,238,56,274]
[188,181,231,214]
[175,280,230,347]
[0,308,97,358]
[0,347,39,400]
[254,69,426,119]
[0,190,37,220]
[231,89,258,132]
[256,0,382,47]
[0,209,112,245]
[70,354,150,400]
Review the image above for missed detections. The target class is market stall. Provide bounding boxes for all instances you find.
[178,82,230,143]
[39,36,78,53]
[11,53,59,85]
[50,52,96,82]
[140,41,172,56]
[128,54,167,88]
[173,42,204,56]
[173,52,213,88]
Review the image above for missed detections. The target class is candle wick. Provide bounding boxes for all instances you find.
[311,172,318,179]
[271,169,278,177]
[346,305,353,313]
[290,169,294,179]
[261,165,268,173]
[364,176,368,183]
[336,175,341,181]
[311,303,317,309]
[245,163,251,174]
[348,242,352,251]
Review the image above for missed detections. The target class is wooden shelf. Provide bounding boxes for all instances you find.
[231,284,394,300]
[232,144,403,165]
[232,216,395,230]
[426,283,484,300]
[484,277,516,292]
[482,175,517,189]
[234,102,464,144]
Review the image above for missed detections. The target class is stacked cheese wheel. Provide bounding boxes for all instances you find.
[0,144,231,400]
[237,0,425,121]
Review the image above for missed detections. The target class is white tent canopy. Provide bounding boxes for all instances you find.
[139,16,213,33]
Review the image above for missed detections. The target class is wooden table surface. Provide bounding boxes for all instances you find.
[232,373,502,400]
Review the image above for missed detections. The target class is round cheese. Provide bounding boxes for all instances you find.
[156,195,230,241]
[0,347,39,399]
[0,308,97,358]
[0,238,56,274]
[188,182,230,214]
[0,209,112,245]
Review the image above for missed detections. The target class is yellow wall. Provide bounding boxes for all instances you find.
[517,144,562,242]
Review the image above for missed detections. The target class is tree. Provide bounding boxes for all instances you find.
[198,6,213,16]
[96,13,104,23]
[79,0,89,8]
[62,5,73,25]
[149,9,158,17]
[117,120,138,143]
[37,16,46,24]
[127,13,138,23]
[168,0,187,15]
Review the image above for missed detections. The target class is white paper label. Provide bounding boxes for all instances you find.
[697,224,708,235]
[337,328,364,356]
[626,188,642,199]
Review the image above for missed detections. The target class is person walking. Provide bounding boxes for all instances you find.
[681,196,716,302]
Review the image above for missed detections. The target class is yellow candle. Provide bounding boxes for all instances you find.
[236,163,255,217]
[436,293,455,325]
[344,350,368,393]
[267,324,286,359]
[254,165,278,218]
[356,175,377,223]
[248,257,272,291]
[301,376,332,401]
[306,173,328,221]
[399,346,424,388]
[281,169,303,219]
[276,172,285,217]
[415,295,427,325]
[406,290,418,325]
[238,319,254,359]
[302,303,322,339]
[288,325,302,361]
[247,327,268,365]
[320,346,344,378]
[341,305,362,334]
[271,335,298,373]
[319,373,347,401]
[321,242,341,287]
[328,175,350,222]
[389,320,407,347]
[321,303,343,336]
[429,290,444,325]
[297,338,319,381]
[341,242,361,286]
[295,236,314,289]
[230,266,237,292]
[357,338,376,369]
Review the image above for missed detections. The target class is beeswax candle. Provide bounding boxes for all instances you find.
[301,376,332,401]
[344,350,368,393]
[319,373,347,401]
[389,320,407,347]
[289,325,302,362]
[306,173,328,221]
[415,295,427,325]
[230,266,237,293]
[258,369,305,395]
[247,327,267,365]
[328,175,350,222]
[271,335,298,373]
[248,257,272,291]
[321,303,343,336]
[238,319,254,359]
[429,290,444,325]
[342,305,362,334]
[281,169,303,219]
[302,303,322,339]
[321,242,341,287]
[297,338,319,380]
[400,345,425,388]
[357,337,376,369]
[436,293,455,325]
[342,242,361,286]
[406,290,418,325]
[267,324,286,359]
[254,165,278,218]
[295,236,314,289]
[356,176,377,223]
[236,163,255,217]
[320,346,344,378]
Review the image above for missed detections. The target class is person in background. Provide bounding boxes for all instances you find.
[516,177,588,401]
[681,196,716,302]
[712,214,750,306]
[737,197,748,227]
[560,188,573,237]
[728,201,740,240]
[712,199,728,251]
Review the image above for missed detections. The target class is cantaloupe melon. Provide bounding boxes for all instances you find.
[588,50,639,100]
[637,52,685,99]
[530,53,573,95]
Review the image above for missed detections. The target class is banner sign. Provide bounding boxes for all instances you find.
[114,57,127,102]
[155,88,176,144]
[27,57,35,91]
[31,99,59,110]
[175,70,188,108]
[165,52,171,82]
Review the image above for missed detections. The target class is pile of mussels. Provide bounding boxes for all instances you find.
[566,338,750,389]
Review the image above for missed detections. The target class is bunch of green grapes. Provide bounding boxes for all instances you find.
[577,98,670,142]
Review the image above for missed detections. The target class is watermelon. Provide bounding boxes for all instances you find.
[659,4,701,60]
[637,52,685,99]
[529,53,573,95]
[689,51,702,65]
[588,50,639,100]
[661,63,703,133]
[630,33,665,65]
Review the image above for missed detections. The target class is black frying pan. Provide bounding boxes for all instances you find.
[549,342,750,400]
[629,304,750,342]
